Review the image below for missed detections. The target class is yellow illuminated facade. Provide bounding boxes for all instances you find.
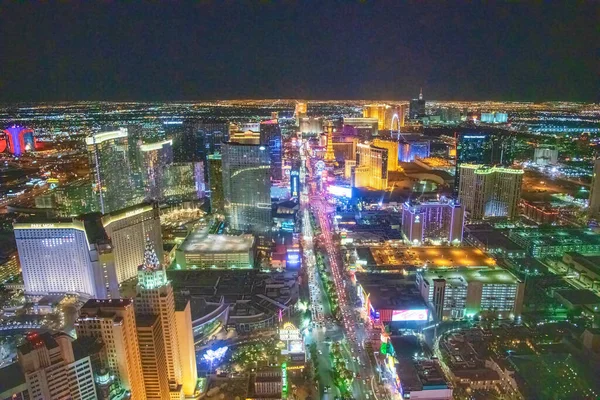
[353,143,389,190]
[76,299,147,400]
[102,204,163,283]
[372,139,399,171]
[363,104,405,131]
[323,121,337,164]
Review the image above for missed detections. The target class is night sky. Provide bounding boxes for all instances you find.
[1,1,597,102]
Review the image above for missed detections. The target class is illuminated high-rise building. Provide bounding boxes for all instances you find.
[360,104,405,133]
[222,143,272,233]
[174,298,198,397]
[456,131,514,166]
[207,153,224,213]
[3,125,36,155]
[102,203,163,284]
[141,139,174,201]
[290,164,301,198]
[135,240,197,398]
[17,332,96,400]
[174,119,229,163]
[399,139,430,162]
[409,88,426,119]
[51,179,100,217]
[76,299,146,400]
[353,143,388,190]
[398,103,408,128]
[86,128,142,214]
[126,124,145,187]
[372,139,399,171]
[14,218,118,298]
[588,158,600,219]
[342,117,378,139]
[455,130,515,193]
[260,120,283,180]
[402,198,464,245]
[136,315,170,400]
[294,101,307,121]
[163,162,205,202]
[362,104,387,130]
[458,165,523,220]
[480,111,508,124]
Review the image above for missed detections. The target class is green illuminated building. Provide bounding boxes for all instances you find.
[509,228,600,257]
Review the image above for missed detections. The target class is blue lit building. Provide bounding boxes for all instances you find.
[260,120,283,181]
[290,168,300,198]
[399,140,430,162]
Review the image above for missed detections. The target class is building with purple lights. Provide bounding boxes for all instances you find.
[402,197,464,245]
[3,125,35,155]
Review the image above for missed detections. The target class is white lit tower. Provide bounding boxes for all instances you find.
[136,238,197,398]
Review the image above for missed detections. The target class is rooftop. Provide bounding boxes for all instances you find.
[355,273,427,310]
[510,228,600,247]
[365,246,496,269]
[555,289,600,306]
[466,225,525,252]
[81,298,133,310]
[395,358,449,393]
[564,252,600,276]
[0,362,25,394]
[421,267,521,285]
[18,332,59,355]
[180,228,254,253]
[135,314,160,327]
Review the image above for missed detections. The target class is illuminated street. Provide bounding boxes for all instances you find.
[0,4,598,397]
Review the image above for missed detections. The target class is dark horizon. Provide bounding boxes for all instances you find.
[1,1,598,103]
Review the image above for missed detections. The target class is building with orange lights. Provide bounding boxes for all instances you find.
[353,143,389,190]
[521,200,559,225]
[136,240,198,398]
[17,332,96,400]
[76,299,147,400]
[362,104,404,131]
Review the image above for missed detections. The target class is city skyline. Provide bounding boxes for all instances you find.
[1,2,597,102]
[1,3,600,399]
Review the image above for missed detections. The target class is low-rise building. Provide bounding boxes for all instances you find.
[175,228,255,269]
[509,228,600,257]
[393,358,453,400]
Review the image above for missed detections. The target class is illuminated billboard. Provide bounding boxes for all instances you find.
[286,249,301,268]
[290,169,300,197]
[327,185,352,198]
[391,309,429,321]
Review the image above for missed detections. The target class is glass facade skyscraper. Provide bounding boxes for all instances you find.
[173,119,229,163]
[454,130,516,194]
[456,131,515,166]
[207,153,224,213]
[163,162,205,202]
[140,139,174,201]
[259,119,283,181]
[222,143,272,233]
[86,128,143,214]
